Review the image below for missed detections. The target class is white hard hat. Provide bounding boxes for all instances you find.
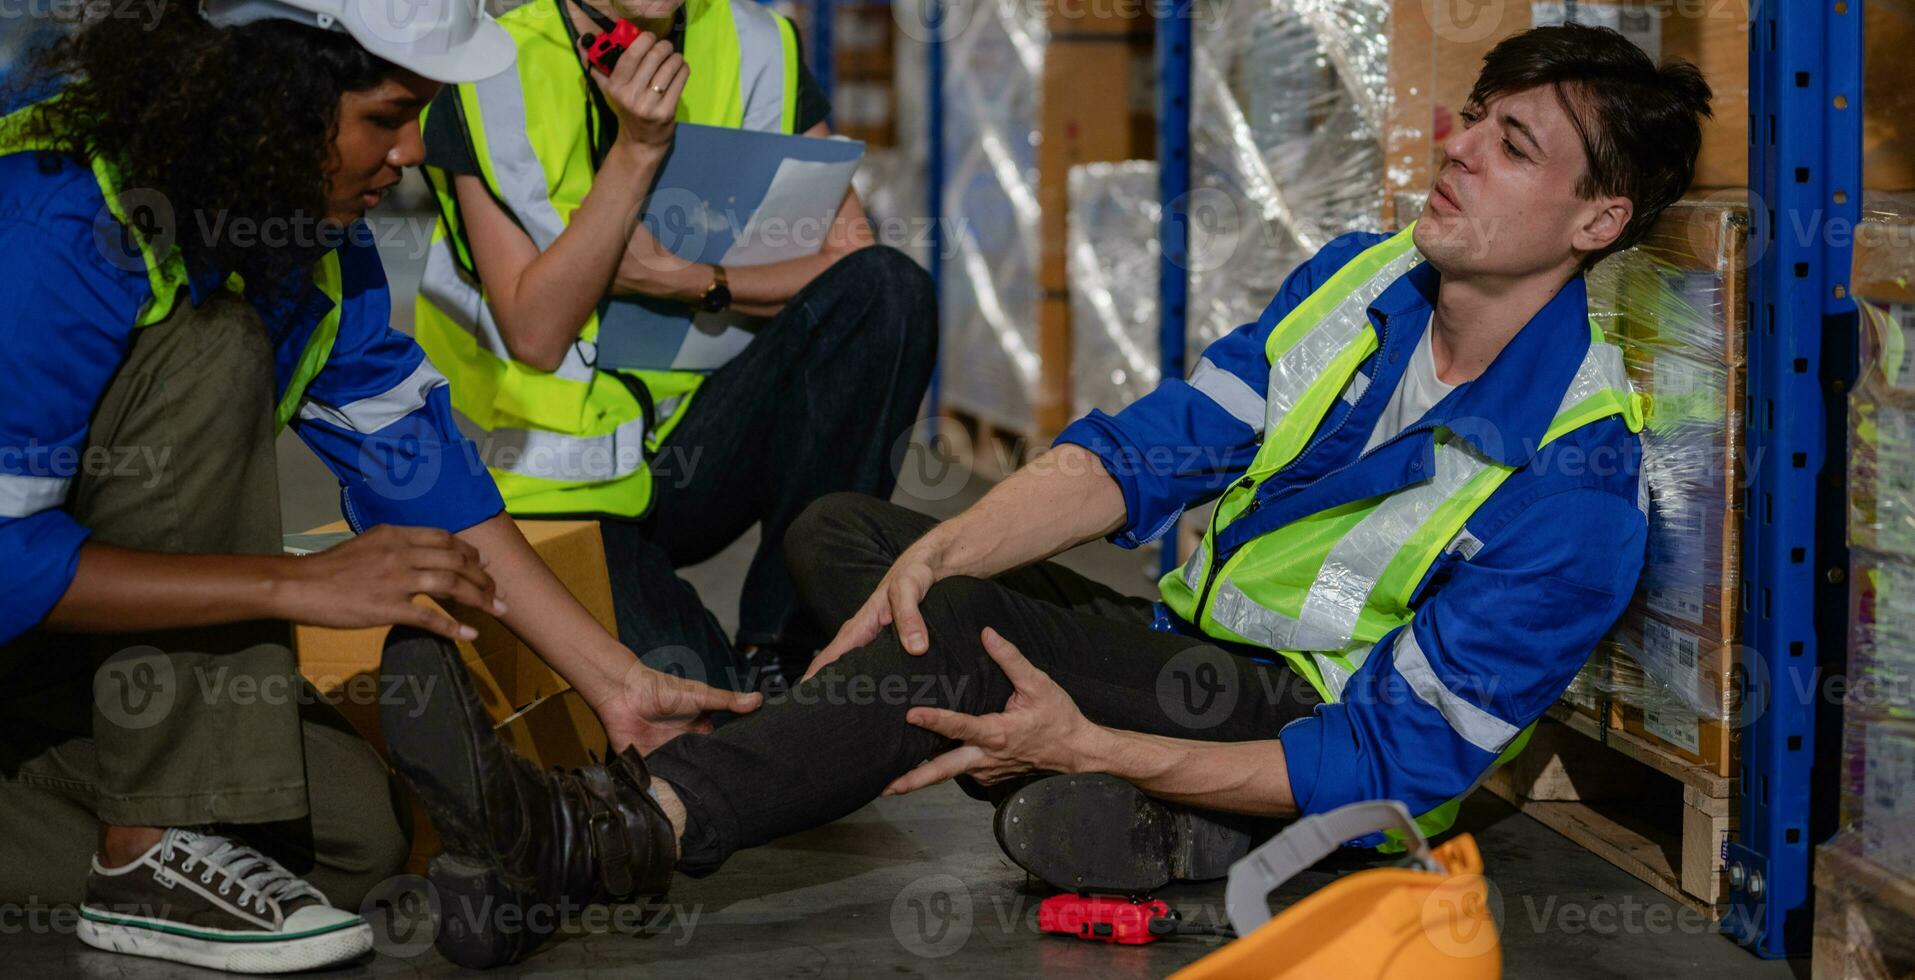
[200,0,515,83]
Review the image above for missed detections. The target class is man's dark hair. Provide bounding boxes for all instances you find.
[1468,22,1714,264]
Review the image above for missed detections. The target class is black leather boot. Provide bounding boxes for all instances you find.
[994,774,1275,894]
[379,627,677,969]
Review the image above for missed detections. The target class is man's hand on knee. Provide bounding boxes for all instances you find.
[882,628,1107,795]
[804,536,947,680]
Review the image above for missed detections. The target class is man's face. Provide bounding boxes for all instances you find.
[608,0,685,23]
[1412,84,1630,278]
[321,69,439,227]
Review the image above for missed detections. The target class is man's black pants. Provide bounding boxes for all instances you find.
[592,245,939,688]
[646,492,1323,876]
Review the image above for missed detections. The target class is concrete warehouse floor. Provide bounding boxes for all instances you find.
[3,204,1804,977]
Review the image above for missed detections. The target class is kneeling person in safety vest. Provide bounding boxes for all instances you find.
[414,0,938,695]
[370,23,1710,969]
[0,0,759,972]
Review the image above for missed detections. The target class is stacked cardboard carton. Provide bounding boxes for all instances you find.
[941,0,1154,440]
[1817,194,1915,980]
[290,519,615,869]
[1588,198,1748,776]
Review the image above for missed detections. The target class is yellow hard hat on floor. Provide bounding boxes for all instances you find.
[1170,801,1501,980]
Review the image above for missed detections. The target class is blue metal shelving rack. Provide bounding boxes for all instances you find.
[806,0,834,103]
[1156,0,1192,576]
[1728,0,1862,959]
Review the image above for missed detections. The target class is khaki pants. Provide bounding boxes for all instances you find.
[0,291,409,909]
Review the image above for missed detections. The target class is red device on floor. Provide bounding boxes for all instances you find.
[1038,894,1172,945]
[580,19,642,74]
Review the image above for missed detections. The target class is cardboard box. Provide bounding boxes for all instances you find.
[291,519,617,870]
[1036,33,1156,435]
[1608,617,1736,776]
[291,519,615,752]
[1855,194,1915,308]
[1046,0,1157,36]
[1609,199,1748,504]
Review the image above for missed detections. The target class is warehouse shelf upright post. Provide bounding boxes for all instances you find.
[1155,0,1192,576]
[1726,0,1862,959]
[927,0,943,419]
[806,0,834,103]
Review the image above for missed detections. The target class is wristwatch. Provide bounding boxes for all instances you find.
[698,265,732,313]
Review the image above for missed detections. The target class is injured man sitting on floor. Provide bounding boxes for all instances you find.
[379,23,1716,968]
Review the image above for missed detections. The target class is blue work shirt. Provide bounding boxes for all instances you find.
[0,150,505,644]
[1057,232,1649,822]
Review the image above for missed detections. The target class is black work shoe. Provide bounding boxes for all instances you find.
[78,829,372,973]
[993,774,1266,894]
[379,627,677,969]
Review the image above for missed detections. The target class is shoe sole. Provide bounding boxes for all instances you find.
[77,909,371,973]
[380,628,507,866]
[993,774,1255,894]
[381,628,553,967]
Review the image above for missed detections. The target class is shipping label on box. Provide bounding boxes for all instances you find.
[1863,721,1915,875]
[1644,499,1710,627]
[1876,408,1915,557]
[1638,616,1705,713]
[1643,700,1702,755]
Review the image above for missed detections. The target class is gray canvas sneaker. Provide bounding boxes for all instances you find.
[77,828,372,973]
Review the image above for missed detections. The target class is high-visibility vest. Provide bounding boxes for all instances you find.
[1158,226,1645,841]
[0,104,345,430]
[415,0,801,517]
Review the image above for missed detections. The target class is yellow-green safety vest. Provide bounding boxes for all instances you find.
[0,103,344,430]
[415,0,801,517]
[1158,226,1646,843]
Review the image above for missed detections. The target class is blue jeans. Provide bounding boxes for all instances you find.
[596,245,937,690]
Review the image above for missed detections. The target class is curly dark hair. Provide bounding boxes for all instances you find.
[11,2,399,289]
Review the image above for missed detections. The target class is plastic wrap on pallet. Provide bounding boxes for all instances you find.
[1850,199,1915,562]
[879,0,933,270]
[1841,293,1915,840]
[1187,0,1387,354]
[1067,161,1162,418]
[1815,831,1915,980]
[938,0,1046,430]
[1841,549,1915,838]
[1585,201,1746,736]
[1560,646,1611,717]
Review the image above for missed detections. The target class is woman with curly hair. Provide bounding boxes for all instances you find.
[0,0,759,971]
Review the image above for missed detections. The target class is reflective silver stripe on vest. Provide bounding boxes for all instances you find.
[487,415,649,482]
[1393,626,1519,753]
[1226,339,1632,660]
[1188,357,1266,432]
[421,239,596,384]
[1297,438,1494,650]
[298,358,449,434]
[469,67,566,250]
[1210,578,1348,652]
[1181,538,1207,592]
[0,472,68,518]
[1264,248,1420,431]
[732,0,792,132]
[1314,653,1357,701]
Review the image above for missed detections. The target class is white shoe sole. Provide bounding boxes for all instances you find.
[77,909,373,974]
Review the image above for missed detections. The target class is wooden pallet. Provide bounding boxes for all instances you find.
[939,407,1045,483]
[1814,832,1915,979]
[1482,705,1736,916]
